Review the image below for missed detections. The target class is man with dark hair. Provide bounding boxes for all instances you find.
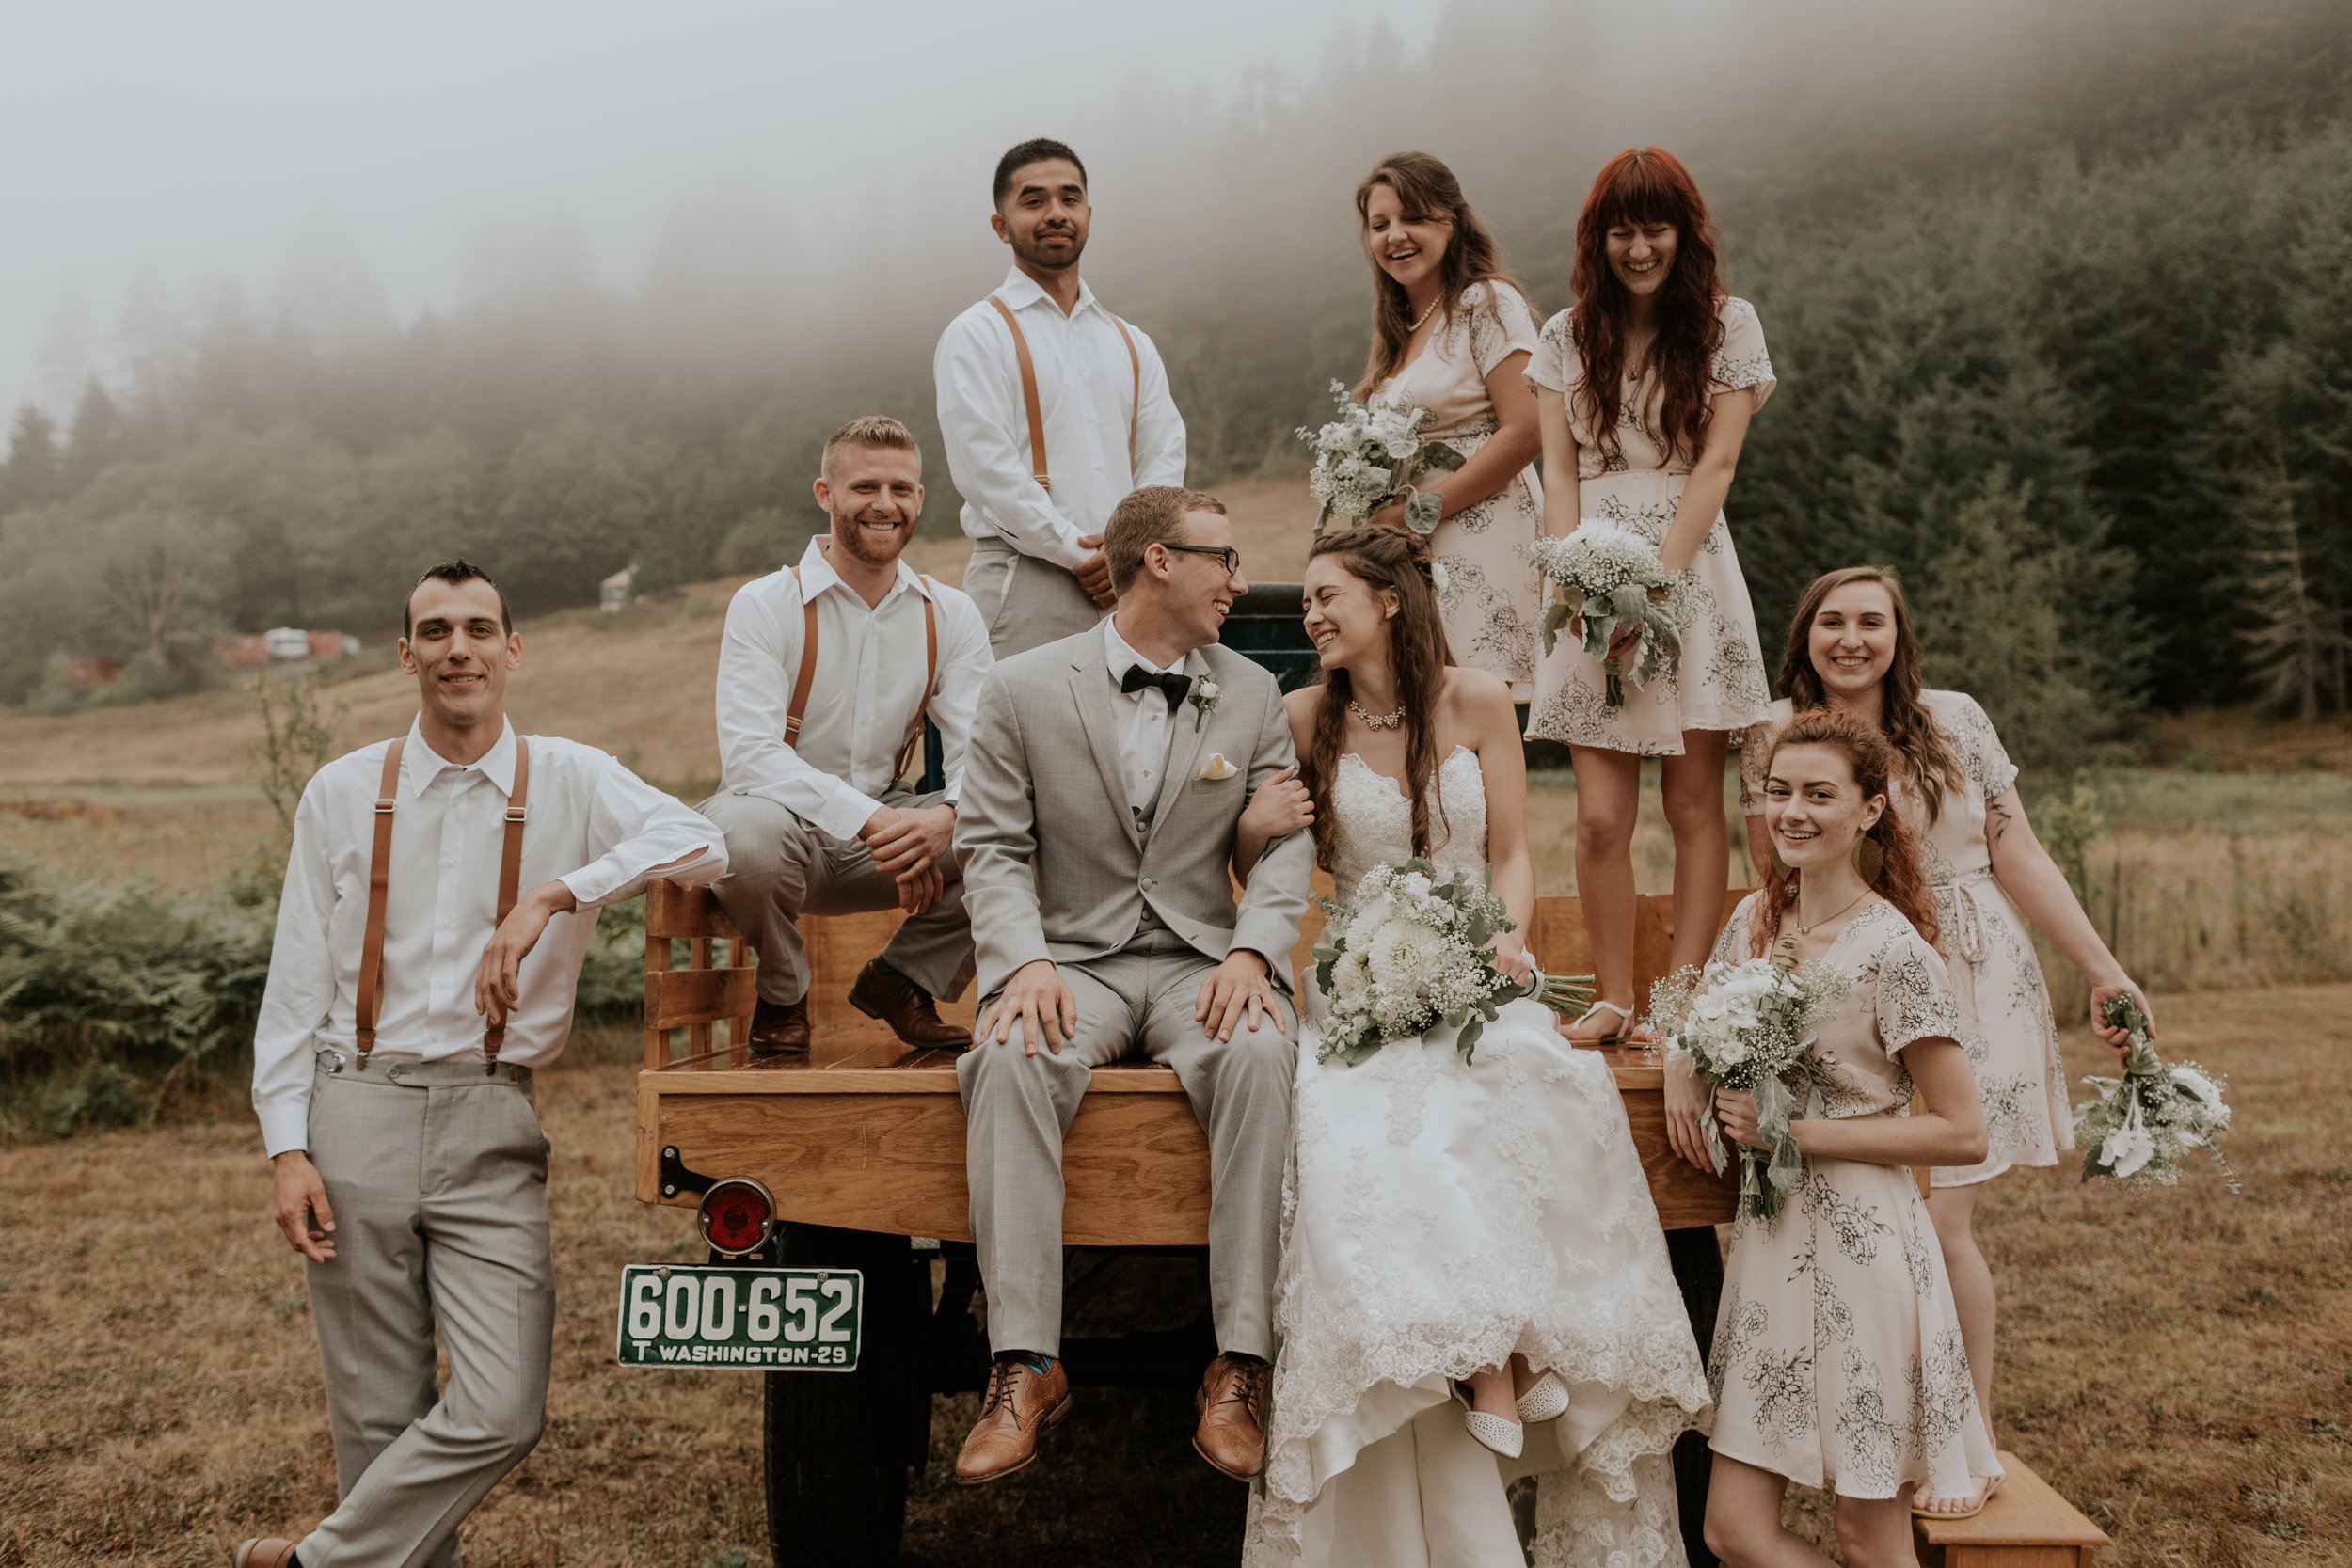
[702,416,993,1052]
[235,563,724,1568]
[949,485,1305,1487]
[936,138,1188,657]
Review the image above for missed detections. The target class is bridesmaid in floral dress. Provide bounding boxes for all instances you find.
[1707,709,2000,1567]
[1352,151,1547,700]
[1740,565,2151,1517]
[1524,148,1776,1058]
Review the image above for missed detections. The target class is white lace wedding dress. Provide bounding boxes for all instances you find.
[1243,746,1712,1568]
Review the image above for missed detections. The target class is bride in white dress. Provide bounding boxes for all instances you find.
[1234,526,1711,1567]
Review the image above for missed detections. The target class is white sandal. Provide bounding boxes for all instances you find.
[1562,1000,1646,1047]
[1451,1382,1524,1459]
[1516,1370,1570,1424]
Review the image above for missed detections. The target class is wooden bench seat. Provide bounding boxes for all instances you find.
[1914,1452,2110,1566]
[633,879,1744,1243]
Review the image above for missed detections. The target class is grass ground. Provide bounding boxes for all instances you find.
[2,994,2340,1566]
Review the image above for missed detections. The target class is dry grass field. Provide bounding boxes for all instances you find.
[2,996,2343,1566]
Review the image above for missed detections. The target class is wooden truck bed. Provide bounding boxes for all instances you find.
[633,879,1743,1238]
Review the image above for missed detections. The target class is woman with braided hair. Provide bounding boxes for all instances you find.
[1232,527,1708,1568]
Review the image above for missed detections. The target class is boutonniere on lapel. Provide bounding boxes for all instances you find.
[1197,752,1240,781]
[1186,676,1220,732]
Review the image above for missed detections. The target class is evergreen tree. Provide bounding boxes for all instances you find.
[0,404,64,514]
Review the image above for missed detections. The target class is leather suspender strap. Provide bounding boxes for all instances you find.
[1107,312,1140,472]
[353,739,405,1070]
[987,295,1051,492]
[894,585,940,783]
[785,564,818,741]
[482,736,530,1072]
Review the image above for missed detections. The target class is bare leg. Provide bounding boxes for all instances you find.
[1918,1180,1997,1513]
[1703,1453,1835,1567]
[1660,730,1732,978]
[1565,745,1644,1042]
[1835,1491,1925,1568]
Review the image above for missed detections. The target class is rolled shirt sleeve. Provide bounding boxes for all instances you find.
[715,578,887,841]
[557,753,730,910]
[935,311,1094,569]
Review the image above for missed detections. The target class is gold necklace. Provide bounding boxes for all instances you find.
[1792,886,1872,938]
[1348,700,1405,730]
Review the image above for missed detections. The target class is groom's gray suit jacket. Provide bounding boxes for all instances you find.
[956,628,1312,1001]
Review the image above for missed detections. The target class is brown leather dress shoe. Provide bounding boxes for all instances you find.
[231,1541,300,1568]
[849,961,971,1049]
[1194,1353,1270,1480]
[954,1354,1071,1485]
[748,997,810,1054]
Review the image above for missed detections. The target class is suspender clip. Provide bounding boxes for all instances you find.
[504,806,528,824]
[374,798,395,814]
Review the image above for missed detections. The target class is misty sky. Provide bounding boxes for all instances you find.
[1,1,1452,416]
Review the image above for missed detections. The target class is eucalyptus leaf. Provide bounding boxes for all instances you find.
[1422,440,1466,473]
[1405,490,1443,535]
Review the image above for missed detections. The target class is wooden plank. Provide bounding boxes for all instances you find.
[1914,1451,2109,1565]
[633,1076,665,1202]
[1623,1084,1741,1228]
[647,879,740,941]
[651,1087,1211,1245]
[645,966,759,1032]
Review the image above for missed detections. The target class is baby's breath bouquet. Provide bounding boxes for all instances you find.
[1522,522,1684,705]
[2074,996,2238,1191]
[1650,957,1852,1220]
[1311,859,1593,1068]
[1297,381,1465,535]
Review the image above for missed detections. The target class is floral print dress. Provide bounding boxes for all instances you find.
[1524,297,1775,753]
[1704,895,2002,1499]
[1740,691,2072,1187]
[1376,281,1546,700]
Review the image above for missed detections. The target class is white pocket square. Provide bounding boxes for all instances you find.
[1197,753,1241,781]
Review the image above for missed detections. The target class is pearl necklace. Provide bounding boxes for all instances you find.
[1792,886,1872,937]
[1348,700,1406,730]
[1408,294,1442,333]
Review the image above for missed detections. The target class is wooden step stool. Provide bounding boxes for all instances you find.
[1913,1451,2110,1566]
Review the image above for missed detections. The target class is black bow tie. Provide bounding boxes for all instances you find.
[1120,664,1193,712]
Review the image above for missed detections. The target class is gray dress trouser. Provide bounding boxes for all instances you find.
[698,786,977,1006]
[962,535,1106,658]
[298,1053,552,1568]
[956,927,1296,1360]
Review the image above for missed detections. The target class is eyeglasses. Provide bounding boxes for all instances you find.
[1160,542,1243,576]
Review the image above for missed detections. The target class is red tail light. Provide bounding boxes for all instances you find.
[698,1178,775,1257]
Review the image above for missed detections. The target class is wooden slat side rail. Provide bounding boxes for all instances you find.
[643,880,755,1069]
[1912,1451,2108,1567]
[647,879,741,940]
[645,966,759,1032]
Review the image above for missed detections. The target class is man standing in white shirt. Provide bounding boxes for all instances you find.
[702,415,993,1053]
[935,137,1188,657]
[234,562,725,1568]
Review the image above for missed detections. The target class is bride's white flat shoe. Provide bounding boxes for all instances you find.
[1516,1370,1570,1424]
[1451,1383,1524,1459]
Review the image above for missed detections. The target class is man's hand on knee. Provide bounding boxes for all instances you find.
[1195,951,1285,1043]
[272,1150,336,1263]
[980,959,1077,1056]
[863,803,956,879]
[896,863,945,915]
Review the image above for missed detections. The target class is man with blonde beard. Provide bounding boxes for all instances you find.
[700,416,993,1051]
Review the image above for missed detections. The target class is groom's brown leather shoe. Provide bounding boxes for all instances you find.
[849,960,971,1049]
[1194,1353,1271,1480]
[230,1541,300,1568]
[748,997,810,1055]
[955,1354,1071,1485]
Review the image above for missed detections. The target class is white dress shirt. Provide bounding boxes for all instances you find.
[934,265,1188,569]
[717,537,993,838]
[1102,617,1206,820]
[252,719,726,1157]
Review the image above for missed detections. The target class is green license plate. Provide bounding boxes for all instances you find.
[614,1264,862,1371]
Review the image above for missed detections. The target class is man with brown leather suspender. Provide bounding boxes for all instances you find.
[701,416,994,1053]
[235,561,724,1568]
[935,137,1189,657]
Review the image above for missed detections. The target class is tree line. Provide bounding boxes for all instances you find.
[0,0,2345,750]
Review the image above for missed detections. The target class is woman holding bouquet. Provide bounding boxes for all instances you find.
[1704,709,2000,1567]
[1233,527,1708,1568]
[1524,148,1775,1049]
[1740,566,2153,1517]
[1351,151,1547,699]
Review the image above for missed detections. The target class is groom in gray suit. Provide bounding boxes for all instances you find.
[950,484,1311,1487]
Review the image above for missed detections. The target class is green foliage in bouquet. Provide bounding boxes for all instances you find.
[2074,994,2239,1191]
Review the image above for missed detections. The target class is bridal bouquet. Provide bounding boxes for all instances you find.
[1522,523,1684,705]
[1650,957,1852,1220]
[1311,858,1594,1068]
[2074,995,2238,1192]
[1296,381,1465,535]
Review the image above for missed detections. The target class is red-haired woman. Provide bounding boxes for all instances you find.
[1524,149,1775,1050]
[1741,566,2151,1519]
[1706,710,2001,1566]
[1352,152,1548,700]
